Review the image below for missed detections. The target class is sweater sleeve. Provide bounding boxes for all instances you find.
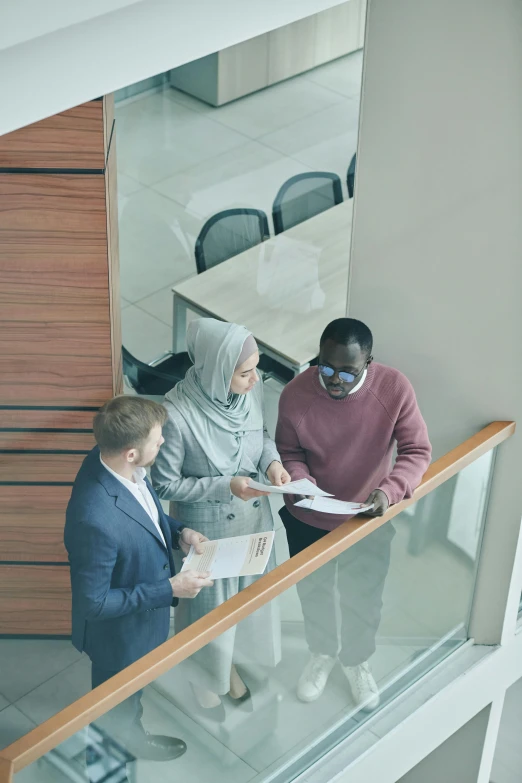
[377,381,432,505]
[275,389,316,485]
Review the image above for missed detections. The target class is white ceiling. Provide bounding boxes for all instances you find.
[0,0,347,135]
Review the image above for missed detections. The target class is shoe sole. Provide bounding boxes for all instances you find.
[296,688,326,703]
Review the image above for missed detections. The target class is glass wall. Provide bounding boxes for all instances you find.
[14,451,495,783]
[115,6,363,373]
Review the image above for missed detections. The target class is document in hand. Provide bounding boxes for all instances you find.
[181,531,275,580]
[247,477,332,497]
[294,497,374,515]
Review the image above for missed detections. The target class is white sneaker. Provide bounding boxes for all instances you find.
[296,654,336,703]
[342,661,380,711]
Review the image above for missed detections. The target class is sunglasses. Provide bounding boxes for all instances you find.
[318,364,364,384]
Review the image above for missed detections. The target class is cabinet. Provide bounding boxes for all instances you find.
[169,0,365,106]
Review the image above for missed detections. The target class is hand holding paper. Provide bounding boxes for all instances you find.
[294,496,374,515]
[248,477,332,497]
[181,532,275,580]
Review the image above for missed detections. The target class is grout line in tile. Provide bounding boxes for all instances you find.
[128,268,195,311]
[123,301,176,332]
[167,81,350,146]
[130,303,174,330]
[302,71,364,101]
[146,138,257,192]
[11,654,87,716]
[118,84,360,194]
[138,182,210,219]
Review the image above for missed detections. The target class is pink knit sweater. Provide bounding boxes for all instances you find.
[276,363,431,531]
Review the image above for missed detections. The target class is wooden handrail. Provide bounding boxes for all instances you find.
[0,420,514,777]
[0,760,12,783]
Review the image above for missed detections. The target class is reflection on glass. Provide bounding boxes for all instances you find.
[17,451,494,783]
[115,35,362,374]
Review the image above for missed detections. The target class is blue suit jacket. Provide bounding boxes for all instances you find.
[64,447,184,672]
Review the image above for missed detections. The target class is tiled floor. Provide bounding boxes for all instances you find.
[0,640,90,750]
[115,52,362,362]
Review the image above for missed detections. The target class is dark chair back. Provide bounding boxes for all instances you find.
[194,208,270,274]
[347,153,356,199]
[272,172,343,235]
[122,347,190,396]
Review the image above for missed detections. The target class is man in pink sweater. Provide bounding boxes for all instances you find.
[276,318,431,710]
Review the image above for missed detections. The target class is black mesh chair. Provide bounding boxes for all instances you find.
[257,354,295,386]
[347,153,356,198]
[272,172,343,235]
[122,346,192,396]
[195,208,270,274]
[257,354,318,386]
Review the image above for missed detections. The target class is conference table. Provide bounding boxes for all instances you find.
[172,200,353,375]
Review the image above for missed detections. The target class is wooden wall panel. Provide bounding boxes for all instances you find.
[105,126,123,396]
[0,431,94,451]
[0,453,85,484]
[0,410,94,429]
[0,486,71,562]
[0,173,114,407]
[0,358,112,407]
[0,566,71,635]
[0,102,105,170]
[0,95,119,635]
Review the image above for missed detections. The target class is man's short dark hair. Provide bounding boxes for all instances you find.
[93,395,168,454]
[320,318,373,357]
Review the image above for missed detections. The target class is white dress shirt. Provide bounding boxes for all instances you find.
[100,456,166,547]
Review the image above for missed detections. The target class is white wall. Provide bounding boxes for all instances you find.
[349,0,522,643]
[396,707,490,783]
[0,0,144,50]
[0,0,347,135]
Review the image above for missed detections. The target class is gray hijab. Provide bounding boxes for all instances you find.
[165,318,263,476]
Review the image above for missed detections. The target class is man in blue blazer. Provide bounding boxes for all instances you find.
[65,395,213,762]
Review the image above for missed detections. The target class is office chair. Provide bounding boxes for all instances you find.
[257,355,318,386]
[257,354,295,386]
[122,346,192,396]
[272,172,343,235]
[194,208,270,274]
[347,153,356,198]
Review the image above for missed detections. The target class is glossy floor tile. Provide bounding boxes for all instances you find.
[260,98,359,169]
[118,186,201,303]
[116,90,249,186]
[152,140,315,235]
[305,51,364,98]
[0,639,83,703]
[0,705,36,750]
[121,304,174,363]
[14,657,91,726]
[175,76,345,140]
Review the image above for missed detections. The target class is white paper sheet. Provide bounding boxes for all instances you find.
[180,531,275,580]
[294,497,374,515]
[247,477,332,497]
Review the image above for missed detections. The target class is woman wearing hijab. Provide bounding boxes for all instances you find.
[151,318,290,716]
